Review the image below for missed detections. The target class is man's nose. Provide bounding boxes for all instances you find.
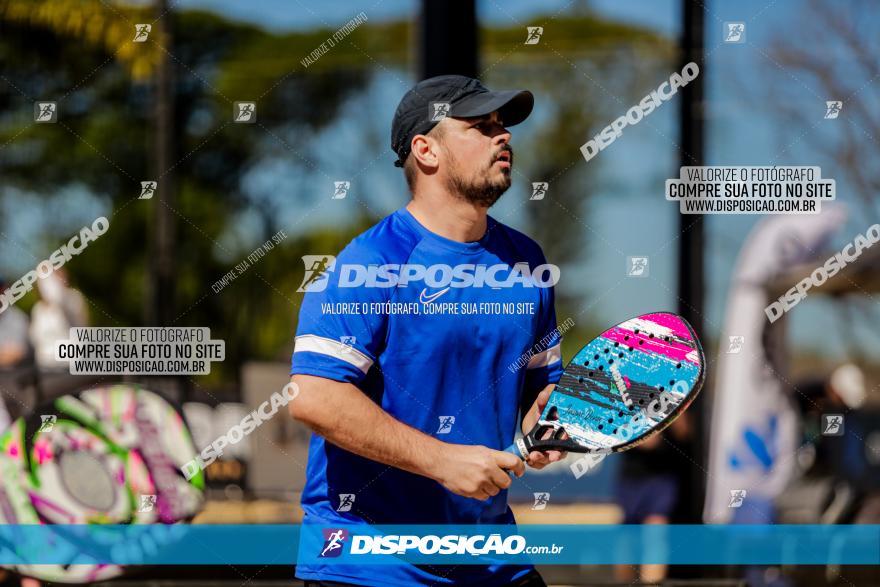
[494,128,511,145]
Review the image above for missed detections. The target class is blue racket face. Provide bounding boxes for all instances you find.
[532,312,704,453]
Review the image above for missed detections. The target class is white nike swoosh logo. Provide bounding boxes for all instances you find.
[420,287,450,304]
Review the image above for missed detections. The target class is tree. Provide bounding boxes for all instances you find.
[0,3,671,382]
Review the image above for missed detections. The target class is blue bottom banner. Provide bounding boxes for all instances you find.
[0,524,876,565]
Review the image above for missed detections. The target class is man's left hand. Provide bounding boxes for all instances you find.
[521,385,567,469]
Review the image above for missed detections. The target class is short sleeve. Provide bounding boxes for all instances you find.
[523,261,564,394]
[290,245,389,385]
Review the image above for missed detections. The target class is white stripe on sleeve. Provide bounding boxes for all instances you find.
[527,343,562,370]
[293,334,374,374]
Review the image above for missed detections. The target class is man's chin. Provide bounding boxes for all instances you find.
[447,170,510,207]
[475,181,510,208]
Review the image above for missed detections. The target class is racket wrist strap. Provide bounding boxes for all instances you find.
[513,437,529,459]
[503,436,533,460]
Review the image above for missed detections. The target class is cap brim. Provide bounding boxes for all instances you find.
[451,89,534,126]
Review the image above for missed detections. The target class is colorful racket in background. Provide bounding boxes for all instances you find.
[0,384,205,583]
[507,312,704,458]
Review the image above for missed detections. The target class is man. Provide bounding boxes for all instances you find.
[289,75,565,586]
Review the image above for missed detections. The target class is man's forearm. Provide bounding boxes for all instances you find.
[289,374,446,481]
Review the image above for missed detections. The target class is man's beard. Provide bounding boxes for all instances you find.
[444,146,513,208]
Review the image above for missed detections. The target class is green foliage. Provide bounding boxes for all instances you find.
[0,4,672,385]
[0,0,159,80]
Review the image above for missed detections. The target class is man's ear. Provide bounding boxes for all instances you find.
[410,133,440,170]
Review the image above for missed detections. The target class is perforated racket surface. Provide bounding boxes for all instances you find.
[507,312,704,458]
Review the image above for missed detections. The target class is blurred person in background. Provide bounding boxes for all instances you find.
[795,363,875,523]
[0,274,33,432]
[614,414,691,583]
[29,268,88,372]
[0,276,31,369]
[0,277,37,585]
[796,364,865,481]
[720,364,873,587]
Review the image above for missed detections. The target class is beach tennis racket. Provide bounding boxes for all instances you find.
[0,384,205,583]
[506,312,704,459]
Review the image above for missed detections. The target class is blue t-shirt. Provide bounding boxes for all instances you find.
[291,208,563,586]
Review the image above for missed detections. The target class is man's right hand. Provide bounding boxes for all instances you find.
[431,443,525,500]
[289,375,526,501]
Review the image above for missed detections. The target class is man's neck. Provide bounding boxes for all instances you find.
[407,188,488,243]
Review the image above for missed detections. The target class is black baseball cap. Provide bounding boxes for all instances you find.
[391,75,534,167]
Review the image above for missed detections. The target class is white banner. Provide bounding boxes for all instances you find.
[703,205,848,523]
